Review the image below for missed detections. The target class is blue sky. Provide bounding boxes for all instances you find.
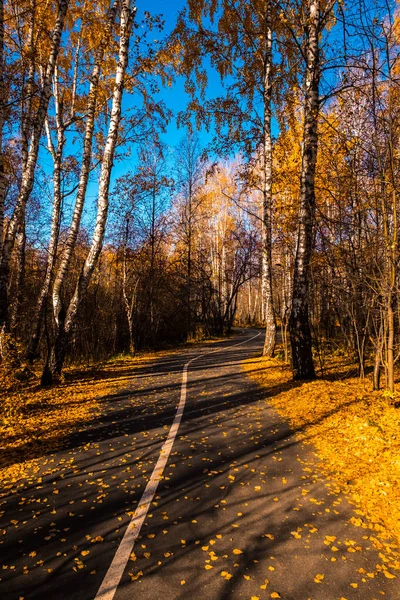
[135,0,225,150]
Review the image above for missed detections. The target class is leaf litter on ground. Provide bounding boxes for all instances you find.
[243,351,400,575]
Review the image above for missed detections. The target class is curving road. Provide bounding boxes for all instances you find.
[0,329,398,599]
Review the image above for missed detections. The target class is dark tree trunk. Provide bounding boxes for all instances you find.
[289,0,323,380]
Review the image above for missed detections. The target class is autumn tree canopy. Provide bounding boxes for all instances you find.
[0,0,399,394]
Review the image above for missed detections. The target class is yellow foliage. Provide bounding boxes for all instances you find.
[243,354,400,571]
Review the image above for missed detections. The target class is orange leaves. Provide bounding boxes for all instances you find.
[243,353,400,572]
[0,352,171,489]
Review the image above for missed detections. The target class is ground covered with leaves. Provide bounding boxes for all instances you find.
[243,353,400,575]
[0,352,171,489]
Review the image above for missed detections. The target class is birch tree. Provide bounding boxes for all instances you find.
[42,0,135,383]
[173,0,282,355]
[0,0,70,347]
[288,0,336,379]
[27,2,117,362]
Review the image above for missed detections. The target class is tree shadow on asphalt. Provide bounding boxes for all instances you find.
[0,351,368,475]
[1,374,395,600]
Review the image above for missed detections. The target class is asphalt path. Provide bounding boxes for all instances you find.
[0,329,398,599]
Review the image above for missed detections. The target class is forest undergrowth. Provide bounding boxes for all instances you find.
[243,350,400,575]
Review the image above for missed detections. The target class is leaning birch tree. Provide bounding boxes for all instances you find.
[27,2,117,362]
[0,0,70,346]
[43,0,135,383]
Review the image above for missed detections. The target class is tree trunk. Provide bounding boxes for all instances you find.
[373,318,383,391]
[9,222,26,332]
[262,0,276,357]
[0,0,70,335]
[0,0,5,259]
[27,96,65,361]
[51,5,116,330]
[289,0,322,380]
[122,220,136,356]
[46,0,135,382]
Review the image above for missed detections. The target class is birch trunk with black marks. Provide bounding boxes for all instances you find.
[21,1,36,173]
[9,222,26,332]
[44,1,135,383]
[289,0,322,380]
[122,216,137,356]
[0,0,69,337]
[261,0,276,357]
[51,5,117,333]
[26,87,65,362]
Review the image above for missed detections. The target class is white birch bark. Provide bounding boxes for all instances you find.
[261,0,276,357]
[9,222,26,331]
[21,1,36,173]
[47,0,135,378]
[0,0,70,332]
[26,76,65,360]
[288,0,335,379]
[51,4,117,328]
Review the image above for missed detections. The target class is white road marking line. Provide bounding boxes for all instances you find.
[95,330,261,600]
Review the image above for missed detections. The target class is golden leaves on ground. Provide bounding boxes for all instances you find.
[243,354,400,572]
[0,352,172,489]
[220,570,233,580]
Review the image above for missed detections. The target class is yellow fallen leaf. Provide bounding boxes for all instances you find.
[314,574,324,583]
[383,571,396,579]
[270,593,281,599]
[324,535,336,543]
[233,549,242,555]
[205,564,213,570]
[309,526,318,533]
